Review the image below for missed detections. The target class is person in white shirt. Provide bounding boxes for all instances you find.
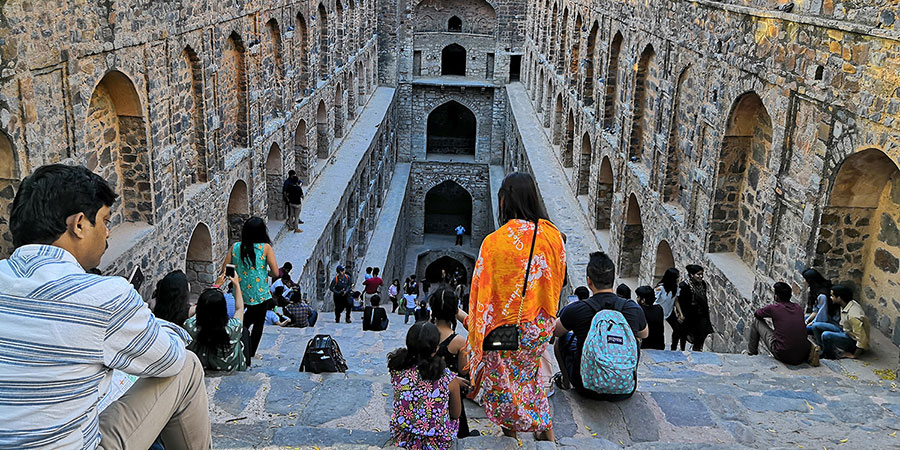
[0,165,210,449]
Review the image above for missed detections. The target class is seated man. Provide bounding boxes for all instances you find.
[553,252,648,400]
[810,285,870,359]
[0,165,210,449]
[284,295,318,328]
[362,295,390,331]
[748,282,816,366]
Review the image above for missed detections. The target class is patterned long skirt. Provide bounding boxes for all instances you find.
[478,310,554,432]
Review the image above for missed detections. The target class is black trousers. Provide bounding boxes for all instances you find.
[243,303,268,359]
[455,235,463,245]
[333,293,351,322]
[667,314,686,351]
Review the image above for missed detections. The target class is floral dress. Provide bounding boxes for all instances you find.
[390,367,459,450]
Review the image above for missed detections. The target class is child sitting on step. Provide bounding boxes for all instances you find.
[388,322,462,449]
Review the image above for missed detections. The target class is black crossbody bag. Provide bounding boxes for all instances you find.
[483,222,539,351]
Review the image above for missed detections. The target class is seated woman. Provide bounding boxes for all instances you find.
[152,269,192,326]
[363,295,389,331]
[430,288,477,438]
[184,273,248,372]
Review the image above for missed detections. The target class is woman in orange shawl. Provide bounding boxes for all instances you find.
[460,172,566,441]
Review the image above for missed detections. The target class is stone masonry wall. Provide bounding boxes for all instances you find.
[406,162,492,246]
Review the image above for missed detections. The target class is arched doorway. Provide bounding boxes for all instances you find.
[595,156,613,230]
[562,111,574,167]
[552,95,564,145]
[84,70,152,228]
[334,83,344,138]
[317,3,329,80]
[266,144,284,220]
[603,32,623,128]
[708,92,772,268]
[583,21,598,106]
[224,33,248,148]
[0,130,17,258]
[424,180,472,236]
[185,223,214,296]
[226,180,250,246]
[425,256,467,284]
[316,260,326,305]
[427,101,476,156]
[178,46,207,184]
[654,240,674,282]
[620,194,644,278]
[294,120,309,183]
[441,44,466,76]
[264,19,285,119]
[577,133,592,195]
[448,16,462,32]
[316,100,329,158]
[296,13,310,94]
[629,44,658,162]
[814,148,900,335]
[663,66,693,204]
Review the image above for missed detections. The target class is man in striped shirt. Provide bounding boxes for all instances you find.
[0,165,211,449]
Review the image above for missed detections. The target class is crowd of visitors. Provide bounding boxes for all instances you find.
[0,164,882,449]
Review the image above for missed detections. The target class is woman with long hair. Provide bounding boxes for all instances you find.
[184,272,246,371]
[458,172,565,441]
[223,216,279,366]
[802,268,839,328]
[654,267,684,350]
[430,288,476,438]
[152,270,191,326]
[678,264,713,351]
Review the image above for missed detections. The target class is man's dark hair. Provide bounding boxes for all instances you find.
[366,267,373,273]
[10,164,117,247]
[573,286,590,300]
[831,284,853,303]
[373,267,380,276]
[289,175,299,184]
[616,283,631,300]
[371,295,381,306]
[288,170,296,177]
[498,172,550,224]
[634,286,655,304]
[773,282,792,302]
[685,264,704,276]
[282,261,292,272]
[586,251,615,289]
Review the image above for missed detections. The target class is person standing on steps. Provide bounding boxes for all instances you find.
[636,285,665,350]
[362,267,384,304]
[455,224,465,246]
[224,216,280,367]
[284,173,305,233]
[329,264,353,323]
[389,279,400,313]
[654,268,684,351]
[678,265,713,352]
[747,282,816,366]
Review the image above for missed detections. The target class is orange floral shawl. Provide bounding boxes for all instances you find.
[465,219,567,373]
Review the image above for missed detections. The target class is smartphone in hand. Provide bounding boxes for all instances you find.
[127,266,145,291]
[225,264,236,279]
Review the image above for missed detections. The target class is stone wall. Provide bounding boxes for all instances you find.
[404,85,499,163]
[406,162,493,246]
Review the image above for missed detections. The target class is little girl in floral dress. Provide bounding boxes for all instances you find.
[388,321,462,449]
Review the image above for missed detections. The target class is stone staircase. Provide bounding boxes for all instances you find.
[207,311,900,449]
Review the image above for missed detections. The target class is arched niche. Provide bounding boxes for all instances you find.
[185,223,214,295]
[595,156,614,230]
[427,101,476,157]
[628,44,658,162]
[266,144,284,220]
[85,70,152,227]
[414,0,497,35]
[179,46,207,184]
[448,16,462,32]
[424,180,473,236]
[224,32,248,148]
[334,83,345,138]
[317,3,330,79]
[425,256,467,284]
[577,133,592,195]
[654,240,674,281]
[620,194,644,278]
[294,120,309,182]
[0,130,16,258]
[562,110,574,167]
[296,13,310,93]
[226,180,250,245]
[441,43,466,76]
[316,100,329,159]
[603,32,623,129]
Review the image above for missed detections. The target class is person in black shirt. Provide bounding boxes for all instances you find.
[553,252,648,400]
[635,286,664,350]
[362,295,389,331]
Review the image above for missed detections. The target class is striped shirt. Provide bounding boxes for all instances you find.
[0,245,191,449]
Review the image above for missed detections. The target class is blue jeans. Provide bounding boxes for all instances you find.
[404,305,414,324]
[810,322,856,359]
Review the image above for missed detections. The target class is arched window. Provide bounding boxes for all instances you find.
[448,16,462,32]
[427,101,476,156]
[441,44,466,76]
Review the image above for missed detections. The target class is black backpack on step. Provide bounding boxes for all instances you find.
[299,334,348,373]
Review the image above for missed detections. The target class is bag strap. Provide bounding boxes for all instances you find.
[516,221,540,325]
[584,294,628,317]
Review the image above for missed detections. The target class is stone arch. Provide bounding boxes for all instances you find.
[663,65,693,204]
[348,0,358,52]
[629,44,658,162]
[316,100,329,158]
[0,130,15,180]
[427,100,476,156]
[562,110,575,167]
[414,0,497,35]
[548,3,559,64]
[332,220,344,261]
[317,3,329,80]
[814,149,900,331]
[583,21,598,105]
[84,70,152,227]
[577,133,592,195]
[708,91,773,268]
[595,155,614,230]
[336,0,346,67]
[535,68,544,113]
[294,120,309,182]
[620,193,644,278]
[224,32,248,148]
[185,223,214,295]
[226,180,250,244]
[558,6,568,76]
[347,72,357,119]
[552,94,564,145]
[424,180,473,235]
[266,144,284,220]
[296,13,310,94]
[358,61,367,104]
[316,260,326,305]
[334,83,345,138]
[425,256,467,284]
[179,46,207,184]
[603,32,623,129]
[265,19,285,120]
[442,43,466,76]
[416,249,477,287]
[0,130,17,258]
[448,16,462,32]
[654,240,674,281]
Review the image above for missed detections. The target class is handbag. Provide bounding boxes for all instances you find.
[483,221,540,351]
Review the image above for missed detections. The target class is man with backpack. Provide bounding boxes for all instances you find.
[283,173,304,233]
[329,265,352,323]
[553,251,648,400]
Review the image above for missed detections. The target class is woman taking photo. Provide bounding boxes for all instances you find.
[224,216,279,366]
[184,272,247,372]
[459,172,566,442]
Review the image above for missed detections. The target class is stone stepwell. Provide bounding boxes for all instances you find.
[207,312,900,449]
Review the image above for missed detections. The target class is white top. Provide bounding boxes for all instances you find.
[654,285,680,319]
[404,293,418,308]
[0,245,191,449]
[388,284,398,297]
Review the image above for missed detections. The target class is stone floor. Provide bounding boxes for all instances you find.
[207,312,900,449]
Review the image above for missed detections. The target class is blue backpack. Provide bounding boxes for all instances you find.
[579,296,639,395]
